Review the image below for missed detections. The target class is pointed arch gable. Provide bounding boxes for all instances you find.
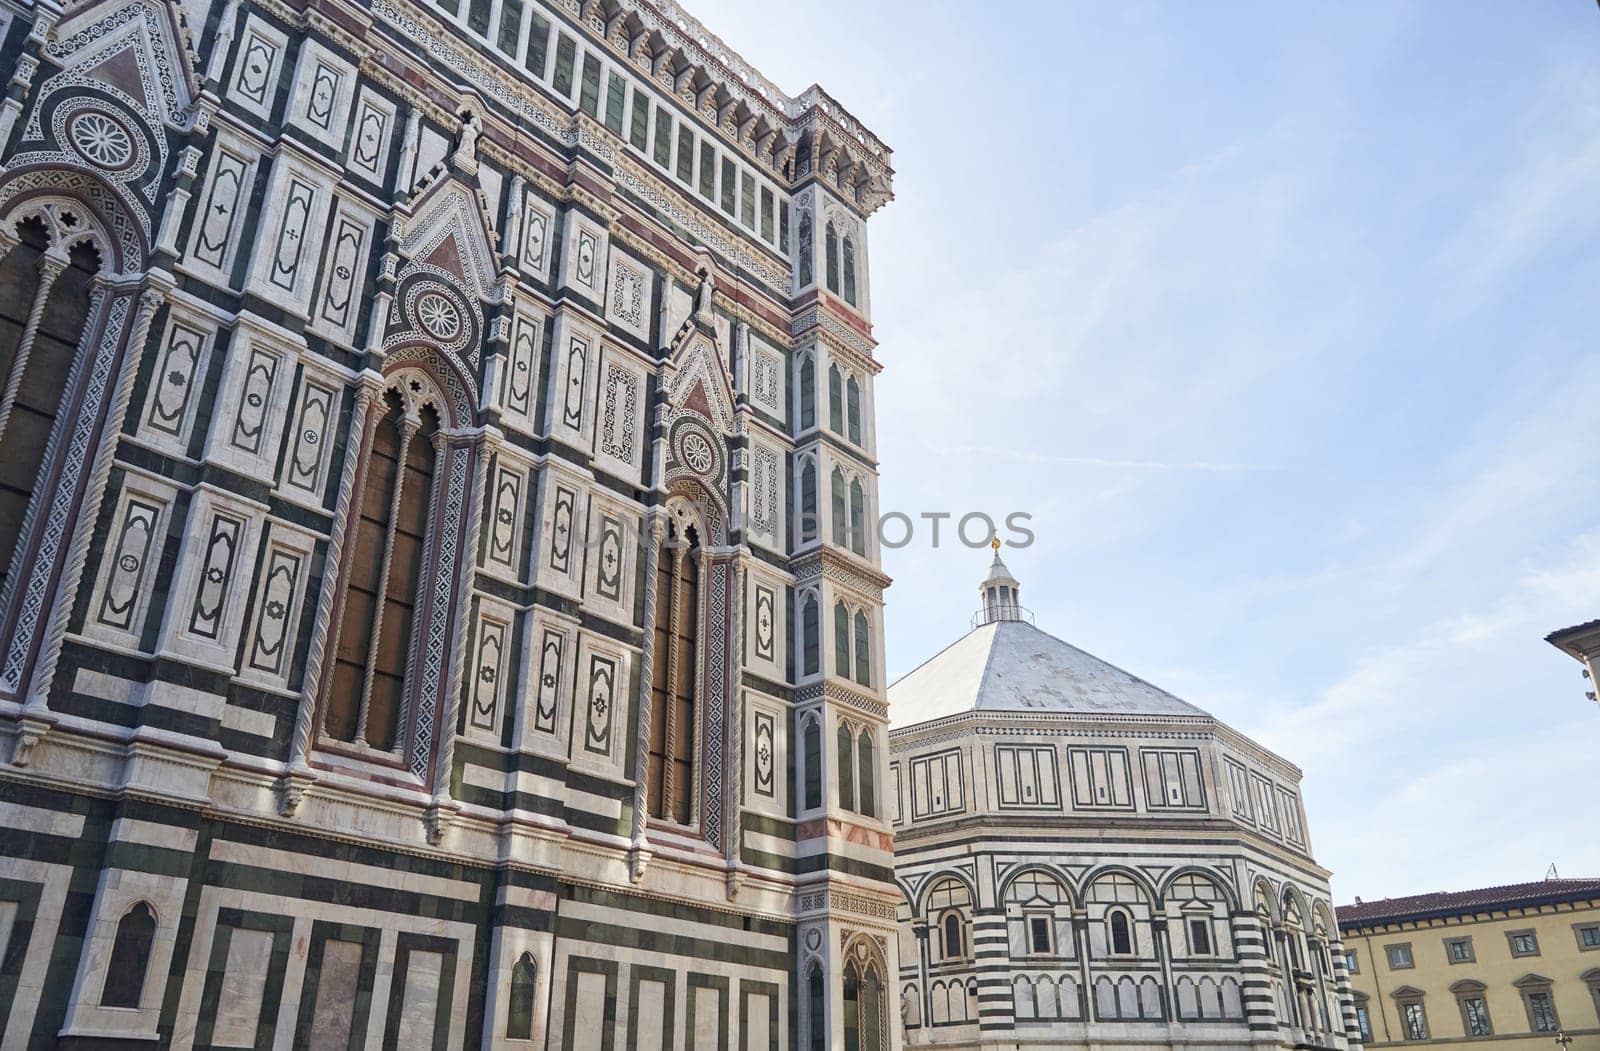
[44,0,199,128]
[666,335,735,435]
[396,177,500,303]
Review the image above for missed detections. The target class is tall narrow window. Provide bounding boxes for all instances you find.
[603,72,626,135]
[831,468,848,547]
[0,222,101,596]
[857,729,875,817]
[842,235,858,306]
[853,610,871,686]
[837,721,854,811]
[843,961,861,1051]
[507,953,537,1039]
[327,392,439,751]
[578,53,602,118]
[1030,916,1052,955]
[552,34,576,97]
[848,478,866,557]
[101,902,156,1008]
[648,520,700,824]
[720,156,736,215]
[834,601,850,679]
[652,109,672,167]
[675,125,694,184]
[495,0,523,55]
[861,967,883,1051]
[523,12,550,77]
[797,209,812,286]
[846,375,862,445]
[806,966,825,1051]
[628,90,649,151]
[1189,918,1213,956]
[698,141,716,200]
[799,353,815,430]
[1110,911,1133,955]
[803,714,821,809]
[825,221,840,293]
[828,364,843,433]
[942,913,963,960]
[799,457,818,543]
[801,591,819,677]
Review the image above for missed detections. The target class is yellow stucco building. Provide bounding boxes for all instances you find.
[1338,879,1600,1049]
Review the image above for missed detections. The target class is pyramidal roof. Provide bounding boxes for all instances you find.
[889,551,1211,729]
[889,620,1210,729]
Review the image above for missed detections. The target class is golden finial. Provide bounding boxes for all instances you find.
[991,537,1001,552]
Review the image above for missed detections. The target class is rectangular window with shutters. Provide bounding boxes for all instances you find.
[552,33,576,98]
[1140,748,1206,810]
[910,749,964,819]
[629,90,650,151]
[524,12,550,78]
[720,157,736,213]
[652,110,672,168]
[1189,918,1213,955]
[698,141,716,200]
[604,72,626,134]
[994,744,1061,810]
[1067,746,1134,809]
[578,54,602,118]
[676,126,694,184]
[495,0,522,55]
[1225,758,1253,821]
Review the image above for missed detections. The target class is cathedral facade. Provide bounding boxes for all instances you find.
[889,551,1364,1050]
[0,0,898,1045]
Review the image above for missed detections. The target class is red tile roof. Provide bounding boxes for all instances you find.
[1337,879,1600,929]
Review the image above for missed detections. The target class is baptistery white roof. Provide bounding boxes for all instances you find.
[888,618,1210,729]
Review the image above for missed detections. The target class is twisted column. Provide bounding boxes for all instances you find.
[0,250,66,447]
[281,374,382,810]
[628,511,665,882]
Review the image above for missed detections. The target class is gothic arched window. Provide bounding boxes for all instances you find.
[799,353,815,430]
[506,952,537,1040]
[828,364,844,433]
[845,375,861,445]
[806,964,825,1051]
[842,236,858,307]
[833,600,850,679]
[803,713,821,809]
[648,517,700,824]
[853,610,871,687]
[825,221,840,294]
[848,478,866,557]
[101,901,156,1008]
[857,728,876,817]
[0,217,103,594]
[799,455,818,543]
[801,590,820,677]
[327,389,440,751]
[844,960,861,1051]
[837,720,855,811]
[831,468,848,548]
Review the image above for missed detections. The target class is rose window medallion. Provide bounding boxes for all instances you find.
[68,111,135,170]
[417,293,461,340]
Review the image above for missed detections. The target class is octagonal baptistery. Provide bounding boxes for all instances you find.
[886,548,1364,1051]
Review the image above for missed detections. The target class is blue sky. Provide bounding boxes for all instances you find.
[690,1,1600,900]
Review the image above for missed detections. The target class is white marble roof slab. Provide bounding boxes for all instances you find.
[888,620,1209,729]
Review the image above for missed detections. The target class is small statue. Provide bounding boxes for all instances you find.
[454,110,480,169]
[900,984,918,1037]
[694,262,715,319]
